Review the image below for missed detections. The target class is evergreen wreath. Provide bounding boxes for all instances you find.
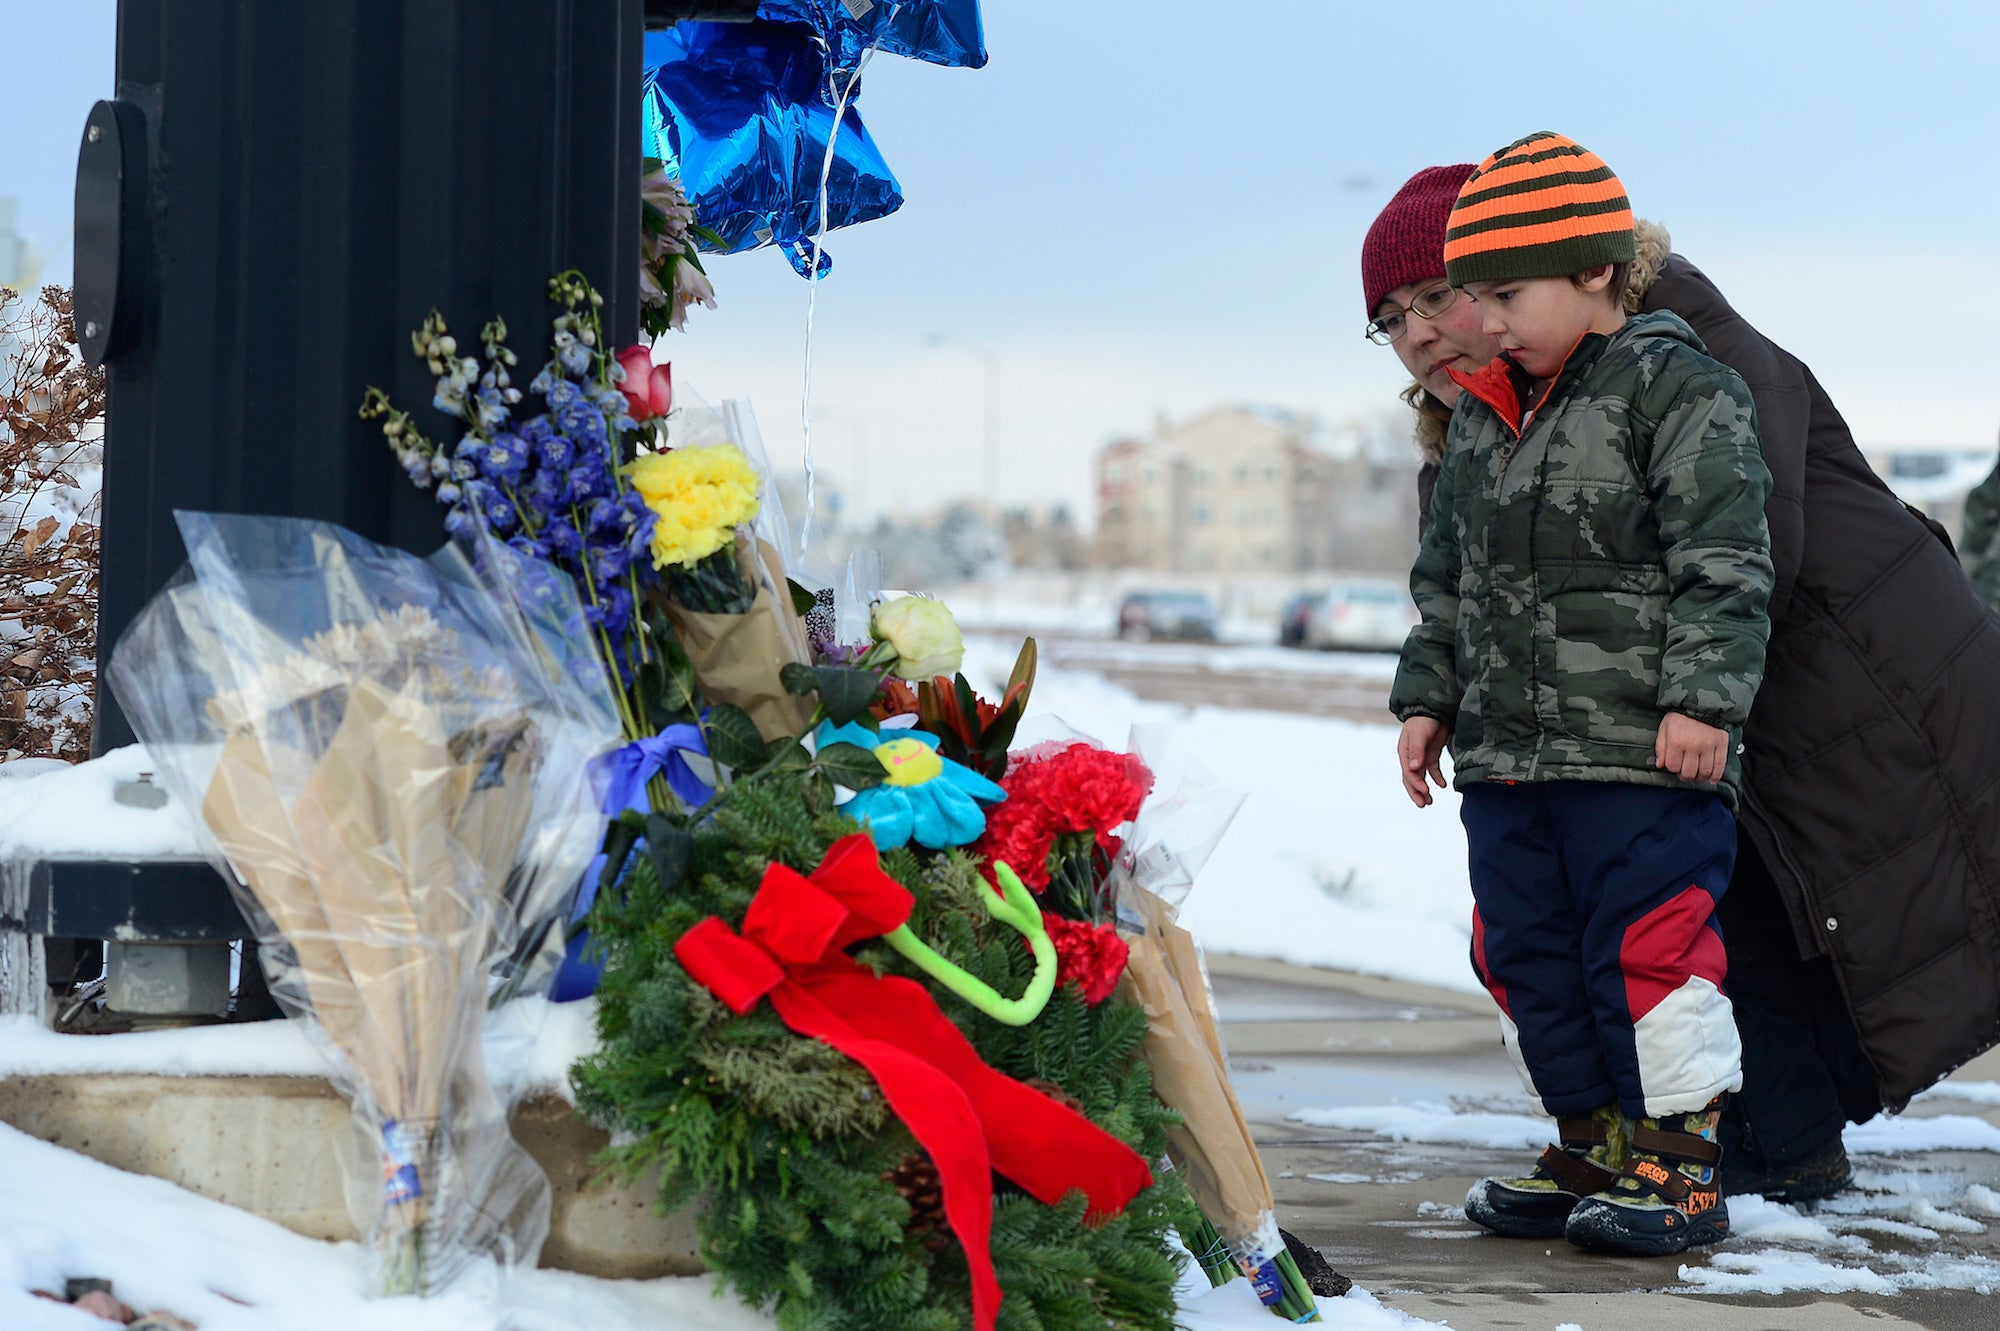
[572,771,1193,1331]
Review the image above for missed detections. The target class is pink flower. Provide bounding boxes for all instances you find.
[616,345,673,422]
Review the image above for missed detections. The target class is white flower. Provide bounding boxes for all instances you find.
[669,261,717,332]
[641,169,695,250]
[871,596,964,681]
[639,262,667,308]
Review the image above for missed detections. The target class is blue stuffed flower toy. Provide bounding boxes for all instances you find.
[818,721,1004,850]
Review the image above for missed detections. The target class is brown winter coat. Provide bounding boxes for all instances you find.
[1408,227,2000,1107]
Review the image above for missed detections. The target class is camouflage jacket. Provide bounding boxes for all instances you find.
[1389,310,1775,800]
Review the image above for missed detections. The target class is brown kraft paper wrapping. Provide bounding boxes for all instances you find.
[660,536,815,740]
[1119,886,1276,1251]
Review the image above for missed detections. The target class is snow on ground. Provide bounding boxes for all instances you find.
[0,1114,1438,1330]
[960,632,1478,993]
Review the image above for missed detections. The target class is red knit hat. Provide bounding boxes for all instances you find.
[1361,164,1476,316]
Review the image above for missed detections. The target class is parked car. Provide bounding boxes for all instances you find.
[1277,590,1325,647]
[1302,580,1419,652]
[1116,590,1218,642]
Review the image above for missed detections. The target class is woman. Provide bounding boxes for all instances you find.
[1362,164,2000,1200]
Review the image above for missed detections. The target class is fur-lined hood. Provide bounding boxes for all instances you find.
[1406,220,1674,466]
[1623,219,1672,314]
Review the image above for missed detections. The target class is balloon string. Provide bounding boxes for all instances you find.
[799,9,897,559]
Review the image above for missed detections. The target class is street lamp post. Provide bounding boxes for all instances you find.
[924,332,1000,506]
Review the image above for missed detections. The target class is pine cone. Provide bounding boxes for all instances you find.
[883,1151,951,1251]
[1024,1077,1085,1115]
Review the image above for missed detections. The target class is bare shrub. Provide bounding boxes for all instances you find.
[0,286,105,762]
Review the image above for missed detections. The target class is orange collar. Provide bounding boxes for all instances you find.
[1447,334,1594,438]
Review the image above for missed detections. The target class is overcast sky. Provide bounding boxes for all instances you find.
[5,1,1998,527]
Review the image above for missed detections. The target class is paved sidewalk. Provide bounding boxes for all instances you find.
[1206,954,2000,1331]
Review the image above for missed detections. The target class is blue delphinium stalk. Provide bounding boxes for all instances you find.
[360,276,663,746]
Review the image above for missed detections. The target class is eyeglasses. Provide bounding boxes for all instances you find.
[1364,282,1460,346]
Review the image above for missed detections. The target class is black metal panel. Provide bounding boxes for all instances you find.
[55,0,640,948]
[2,860,248,943]
[90,0,644,754]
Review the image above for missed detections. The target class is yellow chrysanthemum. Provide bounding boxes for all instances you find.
[627,444,763,569]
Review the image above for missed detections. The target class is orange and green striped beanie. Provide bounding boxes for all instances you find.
[1443,131,1635,287]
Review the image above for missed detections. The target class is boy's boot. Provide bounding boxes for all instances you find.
[1464,1104,1626,1239]
[1565,1096,1730,1256]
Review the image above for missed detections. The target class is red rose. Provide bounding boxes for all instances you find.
[616,344,673,421]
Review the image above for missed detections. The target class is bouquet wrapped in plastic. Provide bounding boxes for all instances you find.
[108,513,620,1295]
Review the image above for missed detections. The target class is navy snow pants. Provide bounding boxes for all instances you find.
[1460,781,1743,1119]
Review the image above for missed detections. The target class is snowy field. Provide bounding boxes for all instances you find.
[956,631,1477,994]
[5,635,2000,1324]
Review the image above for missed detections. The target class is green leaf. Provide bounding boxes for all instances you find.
[813,665,882,728]
[983,705,1027,758]
[788,578,818,617]
[953,674,983,741]
[703,704,767,770]
[814,742,888,791]
[802,772,835,816]
[642,814,692,893]
[779,662,819,697]
[762,738,812,774]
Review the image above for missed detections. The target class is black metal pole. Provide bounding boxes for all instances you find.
[85,0,642,755]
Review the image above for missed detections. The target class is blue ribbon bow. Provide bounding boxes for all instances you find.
[589,723,714,815]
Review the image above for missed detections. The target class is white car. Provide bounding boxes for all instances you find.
[1303,581,1419,653]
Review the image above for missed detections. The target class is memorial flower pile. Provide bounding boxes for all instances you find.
[350,271,1323,1324]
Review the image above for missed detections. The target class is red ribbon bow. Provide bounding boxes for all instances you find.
[674,834,1153,1331]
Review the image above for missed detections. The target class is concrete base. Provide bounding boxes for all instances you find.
[0,1073,703,1279]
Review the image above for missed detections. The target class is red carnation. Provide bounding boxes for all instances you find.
[1040,912,1131,1006]
[973,743,1153,892]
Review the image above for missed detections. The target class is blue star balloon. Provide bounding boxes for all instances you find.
[642,21,903,278]
[756,0,987,82]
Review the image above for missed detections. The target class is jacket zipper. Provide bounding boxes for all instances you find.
[1456,339,1589,774]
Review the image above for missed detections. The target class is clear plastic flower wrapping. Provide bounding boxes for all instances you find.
[108,512,621,1294]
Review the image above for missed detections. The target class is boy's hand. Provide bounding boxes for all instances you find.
[1655,712,1730,784]
[1398,717,1450,808]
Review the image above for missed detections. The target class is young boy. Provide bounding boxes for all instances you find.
[1390,131,1774,1257]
